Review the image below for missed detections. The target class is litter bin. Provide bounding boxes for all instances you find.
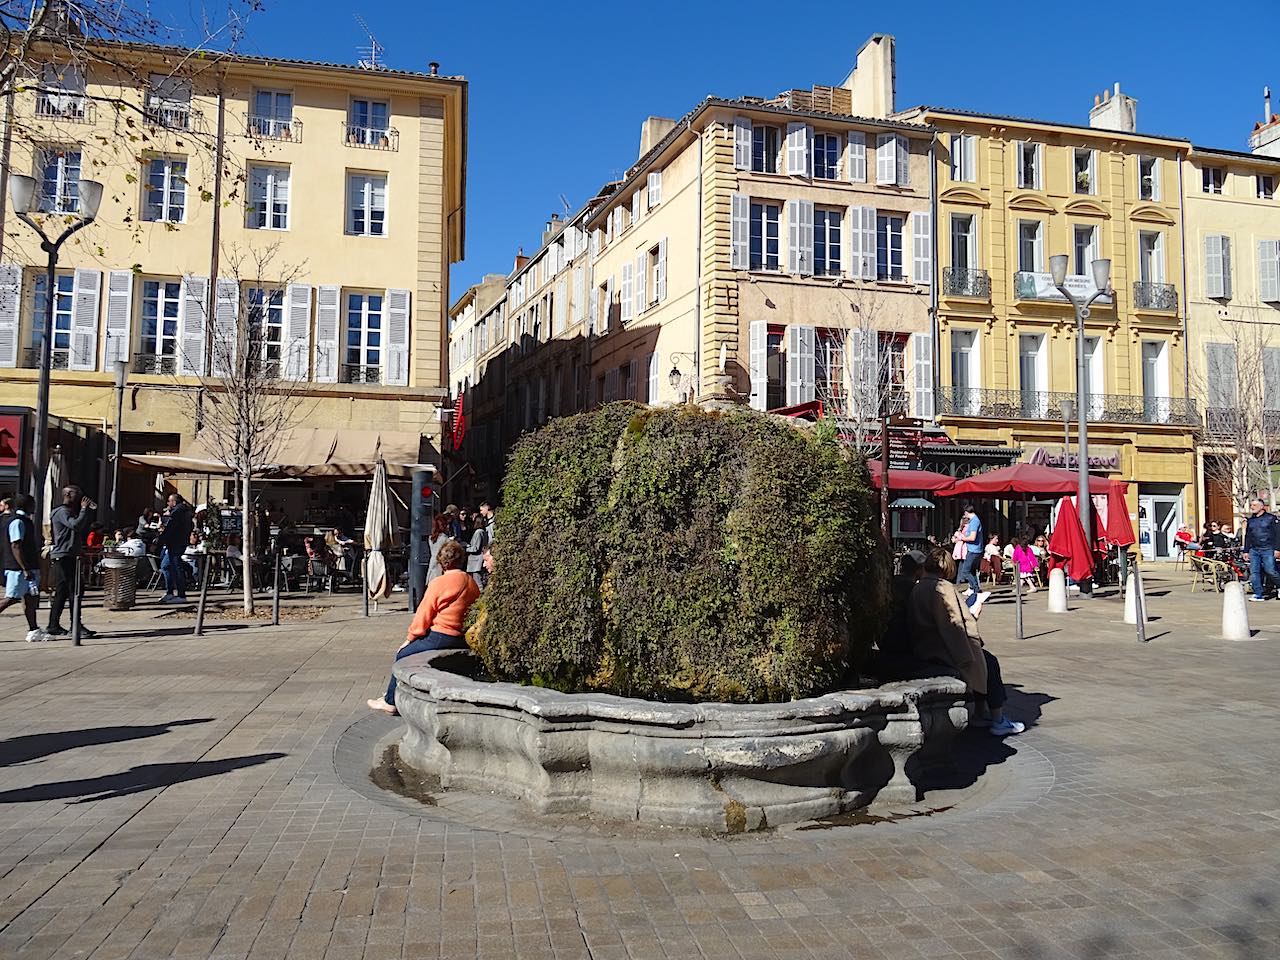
[102,552,138,611]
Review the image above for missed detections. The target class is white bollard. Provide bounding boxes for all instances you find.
[1123,572,1145,624]
[1047,568,1068,613]
[1222,580,1252,641]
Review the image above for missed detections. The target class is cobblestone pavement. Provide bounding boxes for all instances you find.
[2,569,1280,959]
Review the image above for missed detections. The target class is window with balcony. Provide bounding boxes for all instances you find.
[1018,220,1043,273]
[1203,166,1225,194]
[343,292,382,383]
[949,328,979,415]
[749,201,781,271]
[37,146,80,214]
[35,64,86,120]
[765,326,786,411]
[1016,141,1041,189]
[143,156,186,223]
[347,173,387,236]
[1259,174,1276,200]
[876,214,904,281]
[1138,231,1164,283]
[812,133,840,180]
[1073,224,1099,276]
[247,287,284,372]
[946,213,986,297]
[247,164,289,230]
[1073,148,1096,195]
[31,273,73,370]
[751,125,779,174]
[250,90,295,140]
[147,74,191,129]
[1139,156,1160,201]
[347,99,394,148]
[813,207,842,276]
[1141,340,1170,422]
[138,279,181,373]
[1018,333,1047,416]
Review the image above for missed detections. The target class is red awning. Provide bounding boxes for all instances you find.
[943,462,1111,498]
[866,460,955,492]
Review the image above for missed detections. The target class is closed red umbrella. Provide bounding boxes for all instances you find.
[1104,480,1135,547]
[866,460,955,492]
[1048,497,1095,581]
[945,462,1110,498]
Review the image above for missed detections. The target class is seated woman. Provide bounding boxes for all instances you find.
[1011,535,1039,592]
[980,534,1004,584]
[908,548,1024,737]
[117,528,148,558]
[368,540,480,716]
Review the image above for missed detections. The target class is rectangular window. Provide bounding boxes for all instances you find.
[813,208,842,277]
[765,327,786,411]
[950,214,976,272]
[248,165,290,230]
[250,89,294,139]
[36,64,85,120]
[751,125,779,174]
[1018,220,1043,273]
[37,147,81,213]
[347,173,387,236]
[878,333,908,416]
[1019,333,1045,415]
[1203,166,1225,194]
[749,201,781,271]
[951,134,976,182]
[1073,148,1096,195]
[32,273,74,369]
[951,329,976,393]
[140,279,182,362]
[344,292,383,382]
[143,156,186,223]
[646,245,660,305]
[247,287,284,368]
[348,99,390,146]
[1073,224,1098,276]
[1139,156,1160,201]
[1139,231,1163,283]
[1017,142,1040,189]
[876,214,904,280]
[817,328,845,401]
[812,133,840,180]
[1259,174,1276,200]
[147,74,191,129]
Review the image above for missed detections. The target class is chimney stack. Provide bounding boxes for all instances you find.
[1251,85,1280,157]
[1089,81,1137,133]
[1267,86,1273,124]
[428,61,439,76]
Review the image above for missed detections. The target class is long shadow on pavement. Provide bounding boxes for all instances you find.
[0,752,286,803]
[0,718,213,767]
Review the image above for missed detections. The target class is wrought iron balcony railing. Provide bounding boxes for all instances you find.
[144,102,195,129]
[34,92,90,122]
[938,387,1199,426]
[942,267,991,299]
[342,123,398,150]
[339,363,382,384]
[133,353,178,375]
[247,115,303,141]
[23,347,69,370]
[1133,281,1179,311]
[1204,407,1280,436]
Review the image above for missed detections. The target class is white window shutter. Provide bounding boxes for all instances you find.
[785,122,808,176]
[0,265,20,368]
[1221,236,1233,299]
[749,320,767,410]
[620,262,633,324]
[786,325,803,405]
[1015,142,1026,188]
[384,288,411,386]
[591,229,600,257]
[104,270,133,366]
[1153,233,1166,284]
[626,359,638,401]
[731,192,749,270]
[1035,144,1044,189]
[178,274,208,377]
[841,207,856,278]
[895,135,910,187]
[1204,235,1224,298]
[632,190,641,226]
[210,277,239,378]
[733,116,752,170]
[69,267,101,371]
[555,277,566,333]
[313,284,341,383]
[572,265,584,325]
[634,255,646,315]
[949,134,962,181]
[849,329,868,421]
[911,210,932,285]
[656,238,668,302]
[283,282,311,380]
[964,136,976,183]
[912,332,934,420]
[786,201,801,273]
[860,205,877,280]
[847,131,866,183]
[648,351,658,403]
[1152,157,1162,200]
[647,170,662,207]
[787,324,816,405]
[798,199,814,277]
[1261,241,1280,303]
[603,276,613,333]
[876,134,895,185]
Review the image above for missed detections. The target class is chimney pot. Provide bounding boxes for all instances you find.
[1114,82,1121,95]
[429,61,439,76]
[1094,94,1101,107]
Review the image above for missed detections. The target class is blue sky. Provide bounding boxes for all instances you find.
[179,1,1270,299]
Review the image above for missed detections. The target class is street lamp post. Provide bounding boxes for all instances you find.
[1060,397,1075,464]
[7,174,104,528]
[1049,254,1112,598]
[110,360,128,522]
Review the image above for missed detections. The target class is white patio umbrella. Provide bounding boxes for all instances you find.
[42,447,68,540]
[364,458,396,601]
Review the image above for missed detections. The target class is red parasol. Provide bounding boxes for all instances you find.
[943,462,1111,498]
[866,460,955,492]
[1048,497,1095,581]
[1103,480,1135,547]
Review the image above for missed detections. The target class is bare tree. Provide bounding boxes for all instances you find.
[175,243,314,613]
[1196,316,1280,521]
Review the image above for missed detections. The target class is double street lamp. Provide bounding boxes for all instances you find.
[7,173,104,527]
[1049,253,1112,598]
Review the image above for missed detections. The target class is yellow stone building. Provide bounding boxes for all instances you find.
[0,41,466,514]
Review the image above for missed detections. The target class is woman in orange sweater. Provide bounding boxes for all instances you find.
[367,540,480,715]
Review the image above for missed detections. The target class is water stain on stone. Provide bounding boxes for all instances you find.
[795,804,954,830]
[369,743,438,806]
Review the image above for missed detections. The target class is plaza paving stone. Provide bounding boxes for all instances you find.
[1,569,1279,959]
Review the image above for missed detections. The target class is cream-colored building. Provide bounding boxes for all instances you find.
[448,274,504,397]
[0,41,466,511]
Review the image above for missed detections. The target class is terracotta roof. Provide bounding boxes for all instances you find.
[907,105,1189,145]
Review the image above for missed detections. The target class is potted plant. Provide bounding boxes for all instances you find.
[1076,170,1091,191]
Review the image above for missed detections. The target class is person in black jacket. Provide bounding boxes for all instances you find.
[47,484,97,637]
[158,493,195,602]
[0,494,44,641]
[1243,498,1280,601]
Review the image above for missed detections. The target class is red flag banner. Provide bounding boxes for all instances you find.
[451,392,466,450]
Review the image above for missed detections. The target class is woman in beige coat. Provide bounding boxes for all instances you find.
[909,548,1024,737]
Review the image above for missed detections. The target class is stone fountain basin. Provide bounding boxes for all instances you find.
[393,649,968,833]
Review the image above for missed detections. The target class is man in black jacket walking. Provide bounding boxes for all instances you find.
[48,485,97,637]
[158,493,194,602]
[1244,498,1280,601]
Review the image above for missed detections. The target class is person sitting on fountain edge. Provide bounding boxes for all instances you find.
[368,539,480,716]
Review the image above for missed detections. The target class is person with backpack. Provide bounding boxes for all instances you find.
[0,494,44,641]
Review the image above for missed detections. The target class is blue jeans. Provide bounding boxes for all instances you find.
[956,552,981,605]
[1249,547,1278,598]
[385,629,467,706]
[161,546,186,597]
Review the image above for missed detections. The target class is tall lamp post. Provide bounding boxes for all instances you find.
[1049,254,1111,598]
[7,174,104,527]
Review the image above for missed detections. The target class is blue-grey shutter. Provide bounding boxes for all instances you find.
[912,332,934,420]
[69,267,101,371]
[733,117,751,170]
[749,320,767,410]
[847,132,866,183]
[731,193,749,270]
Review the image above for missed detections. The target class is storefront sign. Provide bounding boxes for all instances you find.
[0,414,23,470]
[1014,271,1112,304]
[1026,445,1121,473]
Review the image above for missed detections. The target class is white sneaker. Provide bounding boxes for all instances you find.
[991,717,1025,737]
[971,591,993,617]
[24,629,45,643]
[963,588,974,598]
[1249,596,1267,602]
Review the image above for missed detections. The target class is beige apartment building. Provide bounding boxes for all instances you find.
[0,39,466,509]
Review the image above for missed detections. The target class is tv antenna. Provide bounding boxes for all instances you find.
[559,194,572,216]
[355,15,385,70]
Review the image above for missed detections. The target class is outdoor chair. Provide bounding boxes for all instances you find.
[304,559,333,594]
[143,554,164,591]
